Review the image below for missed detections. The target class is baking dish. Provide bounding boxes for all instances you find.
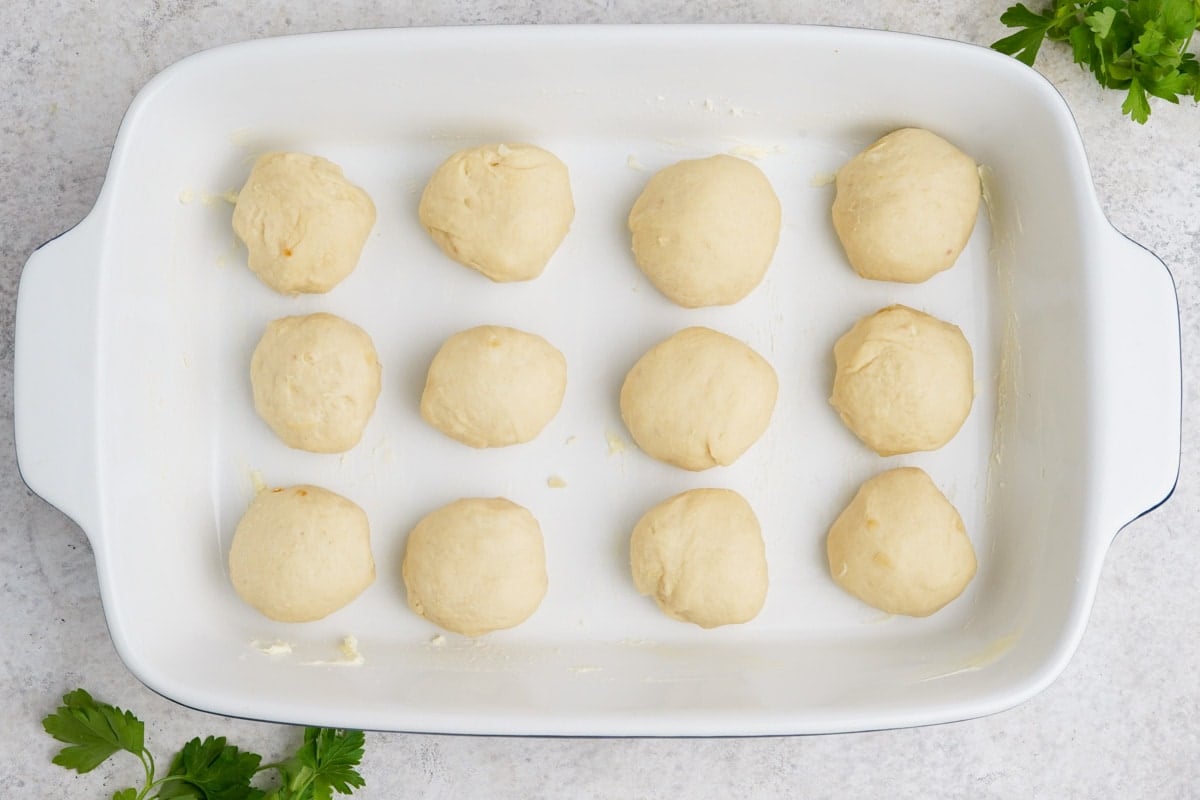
[13,25,1180,735]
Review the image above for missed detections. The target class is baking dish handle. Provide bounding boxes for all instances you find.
[1090,229,1182,537]
[14,213,104,538]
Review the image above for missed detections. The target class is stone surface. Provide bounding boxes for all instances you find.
[2,1,1197,797]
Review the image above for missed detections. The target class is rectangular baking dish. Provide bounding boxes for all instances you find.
[14,25,1180,735]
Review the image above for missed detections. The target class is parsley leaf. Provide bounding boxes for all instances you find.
[1164,0,1199,36]
[992,3,1056,64]
[42,689,146,775]
[1147,68,1194,98]
[265,729,366,800]
[303,728,367,799]
[1124,75,1156,120]
[157,736,263,800]
[1133,21,1167,56]
[1087,6,1118,39]
[993,0,1200,123]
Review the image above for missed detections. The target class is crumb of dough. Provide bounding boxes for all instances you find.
[339,635,364,664]
[250,639,292,656]
[201,190,237,206]
[299,636,365,667]
[606,431,628,455]
[727,144,785,160]
[547,475,567,489]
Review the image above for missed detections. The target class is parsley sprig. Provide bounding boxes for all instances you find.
[992,0,1200,122]
[42,689,366,800]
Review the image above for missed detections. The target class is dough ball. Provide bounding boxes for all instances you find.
[402,497,548,636]
[628,155,781,308]
[831,128,980,283]
[630,489,768,628]
[420,325,567,448]
[232,152,376,294]
[251,313,382,453]
[229,485,375,622]
[830,305,973,456]
[826,467,976,617]
[620,327,778,470]
[418,143,574,282]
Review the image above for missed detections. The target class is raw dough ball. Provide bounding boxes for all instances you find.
[826,467,976,617]
[620,327,778,470]
[251,313,382,453]
[830,305,973,456]
[229,485,375,623]
[402,497,548,636]
[630,489,768,628]
[628,154,781,307]
[831,128,980,283]
[418,143,574,282]
[232,152,376,294]
[420,325,567,448]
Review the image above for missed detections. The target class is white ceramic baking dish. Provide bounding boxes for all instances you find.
[14,25,1180,735]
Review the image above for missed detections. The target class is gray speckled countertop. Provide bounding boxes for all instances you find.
[3,2,1198,797]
